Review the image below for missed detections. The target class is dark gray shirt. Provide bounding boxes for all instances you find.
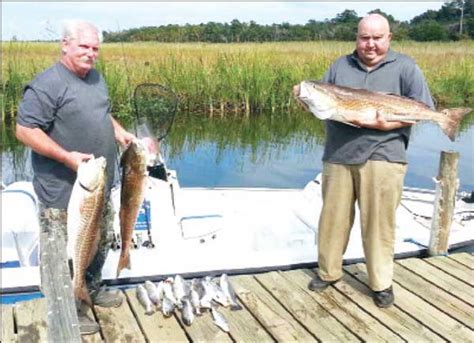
[321,49,434,164]
[17,62,117,209]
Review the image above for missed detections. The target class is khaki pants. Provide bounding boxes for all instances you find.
[317,161,407,291]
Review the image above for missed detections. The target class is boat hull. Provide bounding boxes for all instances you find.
[2,172,473,294]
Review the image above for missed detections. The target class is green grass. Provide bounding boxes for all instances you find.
[2,41,473,121]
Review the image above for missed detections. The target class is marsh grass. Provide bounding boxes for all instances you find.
[2,41,473,121]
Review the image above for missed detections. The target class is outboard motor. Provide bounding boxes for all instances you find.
[461,191,474,204]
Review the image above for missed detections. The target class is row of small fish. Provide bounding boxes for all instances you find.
[136,274,242,332]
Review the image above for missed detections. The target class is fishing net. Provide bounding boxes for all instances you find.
[133,83,178,141]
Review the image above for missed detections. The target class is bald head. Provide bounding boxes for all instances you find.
[356,14,392,69]
[358,14,390,35]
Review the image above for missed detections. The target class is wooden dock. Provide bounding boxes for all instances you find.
[2,252,473,342]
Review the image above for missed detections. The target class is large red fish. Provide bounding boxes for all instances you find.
[296,80,471,141]
[116,140,148,277]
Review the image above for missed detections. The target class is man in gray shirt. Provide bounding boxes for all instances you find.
[16,20,135,334]
[297,14,434,308]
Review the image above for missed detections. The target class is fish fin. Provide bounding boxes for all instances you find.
[75,283,93,307]
[440,108,472,141]
[230,304,243,311]
[120,152,127,168]
[116,253,131,277]
[122,165,131,176]
[342,121,361,128]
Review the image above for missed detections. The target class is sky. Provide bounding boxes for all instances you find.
[2,1,446,41]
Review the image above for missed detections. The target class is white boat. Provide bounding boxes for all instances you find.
[1,169,473,294]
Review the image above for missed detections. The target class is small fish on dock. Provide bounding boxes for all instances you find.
[199,277,216,309]
[173,275,188,309]
[161,297,176,317]
[144,280,162,308]
[220,273,243,311]
[207,276,230,307]
[163,277,179,305]
[190,279,203,315]
[136,284,154,315]
[211,304,230,333]
[181,297,195,326]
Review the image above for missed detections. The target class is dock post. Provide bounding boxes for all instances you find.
[40,229,81,341]
[428,150,459,256]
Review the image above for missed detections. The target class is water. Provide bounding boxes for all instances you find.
[165,116,474,192]
[2,113,474,192]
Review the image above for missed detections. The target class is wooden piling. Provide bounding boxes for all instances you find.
[428,150,459,256]
[40,229,81,341]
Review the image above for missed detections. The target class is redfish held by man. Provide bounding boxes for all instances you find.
[295,80,471,141]
[116,139,149,277]
[67,156,107,307]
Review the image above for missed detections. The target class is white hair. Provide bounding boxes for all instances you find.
[61,19,103,42]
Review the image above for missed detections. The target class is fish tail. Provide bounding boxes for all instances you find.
[75,282,93,307]
[440,108,471,141]
[116,252,131,278]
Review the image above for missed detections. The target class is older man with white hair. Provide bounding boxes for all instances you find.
[295,14,434,308]
[16,19,135,334]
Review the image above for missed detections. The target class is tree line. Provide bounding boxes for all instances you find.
[103,1,473,43]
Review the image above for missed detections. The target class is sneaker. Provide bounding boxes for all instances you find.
[91,287,123,308]
[373,286,394,308]
[308,274,340,291]
[78,312,100,335]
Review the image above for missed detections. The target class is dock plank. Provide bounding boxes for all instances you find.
[346,263,474,342]
[392,263,474,329]
[16,298,48,343]
[7,254,473,342]
[448,252,474,269]
[94,291,145,342]
[425,255,474,286]
[232,274,315,342]
[81,332,104,343]
[212,294,274,342]
[280,270,402,342]
[175,309,232,343]
[335,269,443,342]
[255,271,359,342]
[1,304,16,342]
[80,306,104,342]
[398,258,474,305]
[124,288,188,342]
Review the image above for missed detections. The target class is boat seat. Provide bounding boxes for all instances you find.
[1,182,40,267]
[292,177,322,232]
